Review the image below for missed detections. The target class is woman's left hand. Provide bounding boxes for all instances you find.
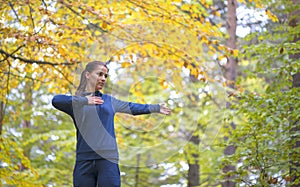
[159,104,171,115]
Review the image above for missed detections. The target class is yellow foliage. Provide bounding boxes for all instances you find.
[265,9,279,22]
[181,4,190,11]
[159,79,169,90]
[233,49,239,57]
[121,62,133,68]
[191,5,200,13]
[190,68,198,77]
[101,22,108,30]
[0,138,40,186]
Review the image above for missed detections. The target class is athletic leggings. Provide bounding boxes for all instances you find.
[73,159,121,187]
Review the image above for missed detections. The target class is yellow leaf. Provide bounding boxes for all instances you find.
[121,62,132,68]
[57,32,63,37]
[253,0,264,8]
[174,60,184,67]
[256,3,263,9]
[102,22,108,29]
[265,9,279,22]
[181,4,190,11]
[159,79,169,89]
[129,54,134,60]
[117,14,126,19]
[200,35,208,43]
[217,45,225,51]
[58,47,67,57]
[191,5,199,13]
[114,55,120,61]
[233,49,239,57]
[190,68,198,77]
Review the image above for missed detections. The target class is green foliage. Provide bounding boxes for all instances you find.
[220,0,300,186]
[0,83,76,186]
[224,89,299,186]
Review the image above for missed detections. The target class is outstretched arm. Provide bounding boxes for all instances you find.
[112,97,171,115]
[52,95,88,115]
[52,94,103,115]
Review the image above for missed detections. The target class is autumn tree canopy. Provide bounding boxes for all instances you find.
[1,0,299,186]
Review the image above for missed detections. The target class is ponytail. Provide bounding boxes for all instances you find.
[75,70,87,96]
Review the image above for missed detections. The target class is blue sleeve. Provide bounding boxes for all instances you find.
[52,95,88,116]
[111,97,160,115]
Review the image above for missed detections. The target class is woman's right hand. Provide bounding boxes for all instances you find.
[85,95,104,105]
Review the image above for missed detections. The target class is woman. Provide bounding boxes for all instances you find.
[52,61,171,187]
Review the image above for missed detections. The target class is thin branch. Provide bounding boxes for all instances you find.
[202,90,223,110]
[59,2,106,33]
[41,0,48,10]
[53,66,76,88]
[0,48,78,66]
[125,0,201,30]
[8,2,21,23]
[33,19,48,35]
[253,133,265,177]
[2,60,11,123]
[0,45,25,62]
[0,71,50,84]
[28,1,35,29]
[58,1,139,43]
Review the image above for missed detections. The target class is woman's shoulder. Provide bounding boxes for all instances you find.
[102,93,113,99]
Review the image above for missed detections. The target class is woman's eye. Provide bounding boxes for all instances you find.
[98,73,108,78]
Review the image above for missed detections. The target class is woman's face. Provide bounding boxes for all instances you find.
[85,65,108,91]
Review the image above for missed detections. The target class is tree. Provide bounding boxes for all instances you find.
[289,0,300,186]
[222,0,238,186]
[1,0,229,186]
[221,0,300,186]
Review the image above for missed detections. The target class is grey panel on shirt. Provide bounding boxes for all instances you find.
[111,96,160,115]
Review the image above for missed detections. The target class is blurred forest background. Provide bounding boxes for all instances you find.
[0,0,299,186]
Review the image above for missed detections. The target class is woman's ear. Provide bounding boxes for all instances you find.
[85,71,90,80]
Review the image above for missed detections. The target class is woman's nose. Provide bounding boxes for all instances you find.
[99,75,106,80]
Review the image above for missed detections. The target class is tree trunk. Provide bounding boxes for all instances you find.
[222,0,237,187]
[186,67,201,186]
[0,101,4,135]
[134,154,141,187]
[289,0,300,185]
[188,134,200,187]
[21,79,33,170]
[224,0,238,89]
[22,79,33,128]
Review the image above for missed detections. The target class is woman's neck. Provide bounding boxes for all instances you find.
[85,85,96,93]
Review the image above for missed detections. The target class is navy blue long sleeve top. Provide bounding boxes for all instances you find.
[52,91,160,162]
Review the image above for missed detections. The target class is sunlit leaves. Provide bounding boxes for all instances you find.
[222,0,300,185]
[225,88,300,186]
[265,9,279,22]
[0,137,40,187]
